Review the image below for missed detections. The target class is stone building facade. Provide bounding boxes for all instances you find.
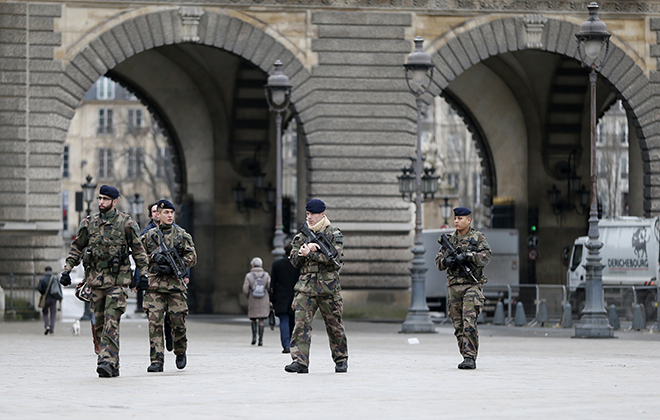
[2,0,660,316]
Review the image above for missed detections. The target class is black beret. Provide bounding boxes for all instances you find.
[157,199,175,212]
[99,185,119,199]
[453,206,472,216]
[305,199,326,213]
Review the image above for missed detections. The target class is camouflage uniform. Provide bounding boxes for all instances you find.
[64,208,148,371]
[289,222,347,368]
[141,224,197,365]
[435,227,492,360]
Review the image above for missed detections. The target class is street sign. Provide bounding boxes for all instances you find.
[527,235,539,249]
[528,249,539,261]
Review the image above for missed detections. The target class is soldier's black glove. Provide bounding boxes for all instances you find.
[138,274,149,290]
[60,271,72,286]
[442,255,457,269]
[157,264,173,275]
[456,252,468,266]
[153,253,168,265]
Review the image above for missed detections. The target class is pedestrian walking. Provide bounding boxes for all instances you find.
[435,207,492,370]
[61,185,150,378]
[140,199,197,373]
[37,266,61,335]
[243,257,271,346]
[285,199,347,374]
[270,241,299,353]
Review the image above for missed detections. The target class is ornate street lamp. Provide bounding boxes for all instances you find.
[81,174,96,217]
[265,60,292,258]
[401,36,437,333]
[441,196,452,226]
[574,2,614,338]
[130,193,144,226]
[80,174,96,320]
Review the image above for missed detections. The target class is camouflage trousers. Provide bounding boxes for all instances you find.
[290,292,348,367]
[143,291,188,363]
[448,283,485,360]
[90,286,127,369]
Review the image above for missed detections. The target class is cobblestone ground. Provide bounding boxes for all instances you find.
[1,315,659,419]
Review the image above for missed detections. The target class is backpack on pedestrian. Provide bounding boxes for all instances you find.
[251,272,267,298]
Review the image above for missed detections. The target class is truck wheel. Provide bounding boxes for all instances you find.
[644,293,657,321]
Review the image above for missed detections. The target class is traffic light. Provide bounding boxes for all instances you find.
[528,206,539,234]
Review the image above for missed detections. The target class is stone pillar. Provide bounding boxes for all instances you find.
[300,12,416,317]
[628,118,643,216]
[0,3,66,281]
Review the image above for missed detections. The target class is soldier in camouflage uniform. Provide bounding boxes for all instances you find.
[285,199,348,374]
[435,207,492,370]
[139,199,197,373]
[61,185,149,378]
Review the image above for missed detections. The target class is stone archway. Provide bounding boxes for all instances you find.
[420,15,658,286]
[56,8,312,313]
[425,15,657,214]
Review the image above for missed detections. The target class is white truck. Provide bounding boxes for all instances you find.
[566,216,659,320]
[424,228,520,314]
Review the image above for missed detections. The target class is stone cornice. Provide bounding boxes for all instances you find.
[26,0,660,14]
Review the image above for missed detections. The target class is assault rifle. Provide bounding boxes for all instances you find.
[439,233,478,283]
[299,223,342,269]
[154,229,187,281]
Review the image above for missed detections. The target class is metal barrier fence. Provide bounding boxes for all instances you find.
[1,273,37,311]
[479,283,660,327]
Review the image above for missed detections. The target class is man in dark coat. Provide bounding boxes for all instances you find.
[37,266,60,335]
[270,241,300,353]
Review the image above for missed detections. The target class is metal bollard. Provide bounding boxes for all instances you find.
[536,299,549,326]
[493,301,505,325]
[632,303,646,330]
[561,301,573,328]
[514,301,526,327]
[608,304,620,330]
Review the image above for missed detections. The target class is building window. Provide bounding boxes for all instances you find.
[620,156,628,179]
[98,108,114,134]
[63,145,70,178]
[156,147,169,179]
[128,109,143,130]
[62,190,69,232]
[126,147,143,180]
[472,172,482,204]
[620,122,629,145]
[596,125,604,145]
[447,172,460,190]
[98,148,113,179]
[96,77,115,100]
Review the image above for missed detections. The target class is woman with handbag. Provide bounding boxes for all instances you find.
[242,257,271,346]
[36,266,63,335]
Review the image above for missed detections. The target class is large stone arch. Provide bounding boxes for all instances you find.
[54,7,313,313]
[424,14,659,215]
[58,7,312,138]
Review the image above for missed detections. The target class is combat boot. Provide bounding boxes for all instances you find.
[335,360,348,373]
[251,320,257,345]
[458,357,476,370]
[284,361,308,374]
[97,362,115,378]
[147,362,164,372]
[176,353,187,370]
[258,325,264,346]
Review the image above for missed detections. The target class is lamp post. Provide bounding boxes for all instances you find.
[441,196,452,226]
[574,2,614,338]
[81,174,96,217]
[130,193,144,227]
[80,174,96,320]
[401,37,437,333]
[265,60,292,258]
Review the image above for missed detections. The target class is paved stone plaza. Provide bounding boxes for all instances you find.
[1,314,659,420]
